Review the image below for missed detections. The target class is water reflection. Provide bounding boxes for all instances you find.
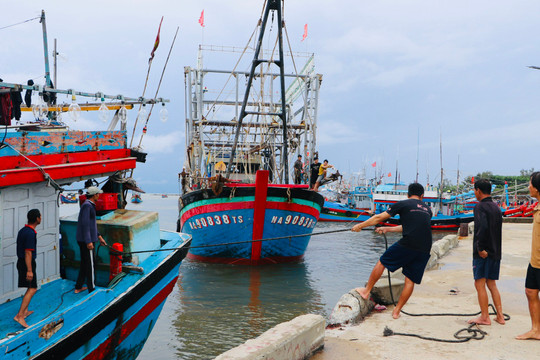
[172,260,324,359]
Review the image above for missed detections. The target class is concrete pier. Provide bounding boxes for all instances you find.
[215,314,325,360]
[313,223,537,360]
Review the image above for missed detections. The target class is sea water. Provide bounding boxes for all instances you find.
[60,194,450,360]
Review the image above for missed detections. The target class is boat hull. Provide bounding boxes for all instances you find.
[178,185,324,265]
[1,232,191,360]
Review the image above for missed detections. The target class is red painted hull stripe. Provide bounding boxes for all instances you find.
[0,149,131,170]
[187,252,303,265]
[0,157,136,187]
[180,201,320,227]
[225,183,309,189]
[83,276,178,360]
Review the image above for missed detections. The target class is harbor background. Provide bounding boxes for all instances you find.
[60,194,451,359]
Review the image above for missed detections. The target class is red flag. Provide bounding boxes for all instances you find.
[149,16,163,63]
[471,176,475,183]
[199,10,205,27]
[371,162,376,167]
[388,172,391,177]
[301,24,308,41]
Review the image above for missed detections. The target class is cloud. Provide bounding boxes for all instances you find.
[139,131,183,154]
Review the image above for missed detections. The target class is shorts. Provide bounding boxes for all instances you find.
[17,258,37,289]
[380,242,430,284]
[525,263,540,290]
[316,174,324,183]
[472,257,500,280]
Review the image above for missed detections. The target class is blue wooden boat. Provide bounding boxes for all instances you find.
[0,13,190,352]
[60,193,78,204]
[319,200,371,222]
[0,125,191,359]
[131,193,143,204]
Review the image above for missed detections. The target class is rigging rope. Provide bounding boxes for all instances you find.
[0,16,40,31]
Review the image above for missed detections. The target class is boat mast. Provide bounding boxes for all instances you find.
[439,132,443,213]
[40,10,52,89]
[226,0,289,183]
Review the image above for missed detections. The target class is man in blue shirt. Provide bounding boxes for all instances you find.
[14,209,41,328]
[75,186,107,294]
[352,183,432,319]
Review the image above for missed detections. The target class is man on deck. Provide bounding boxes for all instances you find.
[293,154,303,185]
[75,186,107,294]
[14,209,41,328]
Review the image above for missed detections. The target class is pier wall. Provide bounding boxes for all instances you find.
[215,314,325,360]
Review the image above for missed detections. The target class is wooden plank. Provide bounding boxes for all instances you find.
[20,104,135,112]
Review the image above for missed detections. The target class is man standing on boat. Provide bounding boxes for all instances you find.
[75,186,107,294]
[309,156,320,190]
[351,183,432,319]
[313,159,334,192]
[468,178,505,326]
[293,154,303,185]
[14,209,41,328]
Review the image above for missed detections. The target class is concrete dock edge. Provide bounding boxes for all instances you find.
[214,314,325,360]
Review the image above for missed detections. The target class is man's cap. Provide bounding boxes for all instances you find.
[86,186,103,196]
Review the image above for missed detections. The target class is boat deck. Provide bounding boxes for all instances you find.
[0,278,100,341]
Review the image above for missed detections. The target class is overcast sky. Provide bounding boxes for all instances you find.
[3,0,540,193]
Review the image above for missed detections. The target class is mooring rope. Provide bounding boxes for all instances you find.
[104,226,363,256]
[380,232,511,343]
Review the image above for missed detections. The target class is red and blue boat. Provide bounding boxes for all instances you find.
[179,0,324,264]
[178,171,324,265]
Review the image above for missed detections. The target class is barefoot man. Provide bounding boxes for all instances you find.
[352,183,432,319]
[14,209,41,328]
[468,178,505,326]
[516,172,540,340]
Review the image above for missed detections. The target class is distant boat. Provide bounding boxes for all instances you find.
[131,193,143,203]
[161,194,168,198]
[60,193,78,204]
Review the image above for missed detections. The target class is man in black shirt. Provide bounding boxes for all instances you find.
[469,178,505,325]
[309,157,320,189]
[352,183,432,319]
[14,209,41,328]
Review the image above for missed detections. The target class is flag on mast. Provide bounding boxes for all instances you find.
[149,16,164,63]
[199,10,205,27]
[301,24,308,41]
[371,161,376,167]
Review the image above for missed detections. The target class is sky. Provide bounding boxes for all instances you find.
[2,0,540,193]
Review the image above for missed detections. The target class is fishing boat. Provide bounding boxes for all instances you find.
[60,193,78,204]
[131,192,143,204]
[319,185,373,222]
[0,11,190,359]
[178,0,325,264]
